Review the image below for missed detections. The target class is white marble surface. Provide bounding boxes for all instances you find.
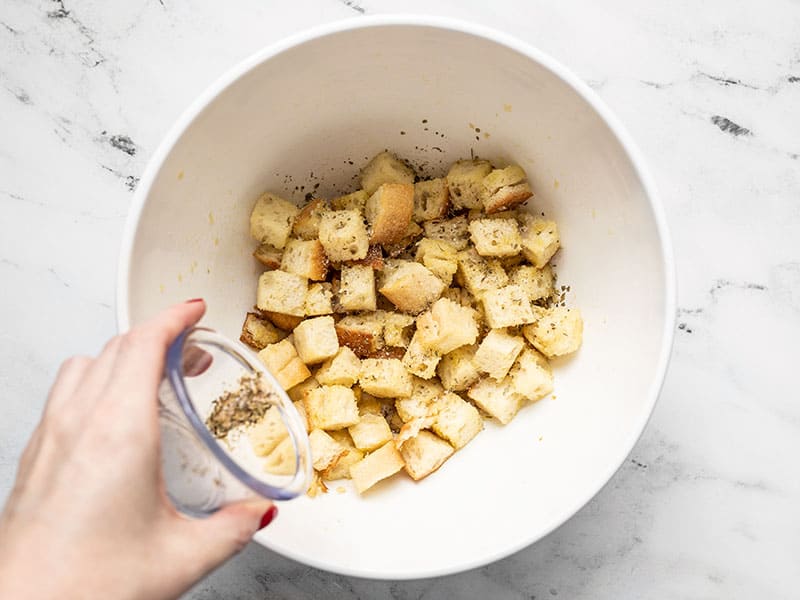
[1,0,799,597]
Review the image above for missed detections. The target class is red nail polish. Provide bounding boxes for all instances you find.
[259,505,278,529]
[185,298,203,303]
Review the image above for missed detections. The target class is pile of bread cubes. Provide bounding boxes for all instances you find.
[239,150,583,496]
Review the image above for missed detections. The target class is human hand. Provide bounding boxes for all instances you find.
[0,300,276,600]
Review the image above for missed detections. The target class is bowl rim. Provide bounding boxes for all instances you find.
[116,14,677,580]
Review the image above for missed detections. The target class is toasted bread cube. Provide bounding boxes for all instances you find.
[413,178,449,222]
[348,244,384,270]
[468,218,522,257]
[468,377,524,424]
[305,282,334,315]
[258,339,311,390]
[253,243,283,269]
[287,376,320,404]
[239,312,287,351]
[315,346,361,387]
[248,406,289,457]
[349,441,405,494]
[446,159,493,209]
[366,183,414,245]
[335,313,385,357]
[402,332,441,379]
[510,348,554,401]
[437,344,481,391]
[356,390,384,417]
[522,307,583,357]
[481,284,536,328]
[359,358,413,398]
[360,151,415,195]
[383,221,423,257]
[261,310,303,331]
[263,436,296,476]
[338,264,377,312]
[423,215,470,251]
[520,217,560,268]
[256,270,308,317]
[400,430,454,480]
[509,264,554,302]
[382,311,414,347]
[395,377,443,422]
[309,429,348,472]
[330,189,370,212]
[432,392,483,449]
[474,329,525,380]
[482,165,533,213]
[322,439,364,480]
[379,260,446,314]
[456,248,509,297]
[292,316,339,365]
[249,192,299,249]
[280,238,329,281]
[415,298,480,354]
[293,198,326,240]
[415,238,458,285]
[304,385,360,430]
[319,209,369,262]
[441,286,476,308]
[348,413,393,451]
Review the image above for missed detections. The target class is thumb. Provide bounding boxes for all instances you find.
[169,500,276,583]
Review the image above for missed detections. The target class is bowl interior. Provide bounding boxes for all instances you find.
[121,20,672,578]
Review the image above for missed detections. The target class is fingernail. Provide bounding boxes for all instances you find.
[258,505,278,529]
[185,298,203,303]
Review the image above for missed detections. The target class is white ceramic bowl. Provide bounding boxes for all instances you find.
[117,16,675,579]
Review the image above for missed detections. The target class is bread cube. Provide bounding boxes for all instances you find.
[239,312,287,351]
[400,430,454,480]
[347,244,384,271]
[509,264,554,302]
[520,217,560,268]
[366,183,414,245]
[292,316,339,365]
[335,313,385,357]
[379,260,446,314]
[322,441,364,480]
[315,346,362,387]
[249,192,299,249]
[263,436,296,476]
[510,348,554,401]
[415,298,479,354]
[402,332,441,379]
[286,376,319,404]
[348,413,393,451]
[247,406,288,456]
[522,307,583,357]
[360,151,415,195]
[441,286,476,308]
[349,440,405,494]
[330,189,370,212]
[383,221,423,256]
[359,358,413,398]
[395,377,443,422]
[338,264,377,312]
[446,159,493,209]
[260,310,302,331]
[474,329,525,380]
[481,165,533,214]
[431,392,483,449]
[280,238,329,281]
[382,311,414,347]
[256,270,308,317]
[455,248,509,297]
[413,178,449,222]
[292,198,326,240]
[437,344,481,391]
[319,209,369,262]
[305,282,334,315]
[468,377,524,425]
[468,218,522,257]
[309,429,348,472]
[480,284,536,328]
[422,215,470,251]
[257,339,311,390]
[252,243,282,269]
[415,238,458,285]
[304,385,360,430]
[356,389,384,416]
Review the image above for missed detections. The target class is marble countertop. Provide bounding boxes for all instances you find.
[2,0,799,598]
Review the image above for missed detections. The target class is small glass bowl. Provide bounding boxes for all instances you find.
[158,327,311,517]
